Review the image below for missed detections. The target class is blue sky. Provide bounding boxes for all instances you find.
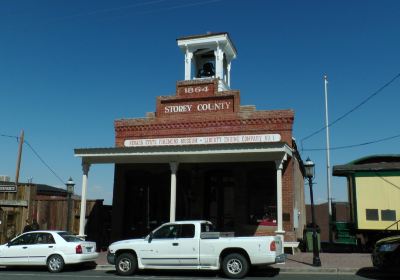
[1,0,399,205]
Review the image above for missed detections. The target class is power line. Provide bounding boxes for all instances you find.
[0,133,19,140]
[2,132,65,184]
[38,0,223,24]
[24,140,65,185]
[301,72,400,150]
[303,133,400,151]
[45,0,168,23]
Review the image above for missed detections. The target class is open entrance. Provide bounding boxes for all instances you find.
[203,169,235,231]
[114,162,277,239]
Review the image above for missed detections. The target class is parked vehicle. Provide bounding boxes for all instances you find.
[107,220,284,279]
[0,231,98,272]
[371,235,400,270]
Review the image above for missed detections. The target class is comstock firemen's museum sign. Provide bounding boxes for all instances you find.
[124,133,281,147]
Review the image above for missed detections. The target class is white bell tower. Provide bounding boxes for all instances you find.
[177,32,237,91]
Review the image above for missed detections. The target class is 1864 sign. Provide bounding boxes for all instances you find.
[177,82,214,96]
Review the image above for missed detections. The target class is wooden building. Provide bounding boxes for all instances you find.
[333,155,400,247]
[0,180,109,249]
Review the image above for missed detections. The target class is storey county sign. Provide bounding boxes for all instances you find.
[124,133,281,147]
[164,100,232,114]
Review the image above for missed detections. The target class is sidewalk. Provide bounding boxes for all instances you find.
[272,252,372,274]
[95,251,375,275]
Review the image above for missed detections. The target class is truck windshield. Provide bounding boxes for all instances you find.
[201,223,216,233]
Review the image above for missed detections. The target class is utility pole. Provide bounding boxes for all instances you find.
[15,130,24,188]
[324,75,333,242]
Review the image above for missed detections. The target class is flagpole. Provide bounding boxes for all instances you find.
[324,75,333,242]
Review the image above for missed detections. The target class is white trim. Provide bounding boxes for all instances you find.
[74,144,293,165]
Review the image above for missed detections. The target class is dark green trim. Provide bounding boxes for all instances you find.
[347,154,400,165]
[355,171,400,177]
[352,175,358,229]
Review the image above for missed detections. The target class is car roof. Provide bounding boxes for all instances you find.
[23,230,67,234]
[165,220,210,224]
[377,235,400,244]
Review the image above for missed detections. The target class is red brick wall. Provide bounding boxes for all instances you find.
[115,79,294,147]
[113,79,302,241]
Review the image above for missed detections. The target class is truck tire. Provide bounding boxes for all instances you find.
[115,252,138,276]
[222,253,249,279]
[47,254,65,273]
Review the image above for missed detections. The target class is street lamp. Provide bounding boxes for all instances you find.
[66,177,75,232]
[304,158,321,267]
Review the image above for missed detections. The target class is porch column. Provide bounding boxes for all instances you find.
[169,162,179,222]
[78,162,90,238]
[275,155,287,240]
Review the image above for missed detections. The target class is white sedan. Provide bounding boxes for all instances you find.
[0,230,98,272]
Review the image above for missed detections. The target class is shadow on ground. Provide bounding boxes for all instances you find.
[0,262,97,273]
[104,266,280,278]
[356,267,400,280]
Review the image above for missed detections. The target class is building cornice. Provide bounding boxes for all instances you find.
[115,115,294,133]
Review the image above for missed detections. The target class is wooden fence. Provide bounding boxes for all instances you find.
[1,184,109,248]
[0,184,36,244]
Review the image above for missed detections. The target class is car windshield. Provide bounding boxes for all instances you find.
[57,231,83,242]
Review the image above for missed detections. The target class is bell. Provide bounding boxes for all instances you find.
[198,62,215,78]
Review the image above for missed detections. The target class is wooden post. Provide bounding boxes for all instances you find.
[15,130,24,188]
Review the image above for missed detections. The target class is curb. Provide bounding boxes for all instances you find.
[95,265,114,271]
[93,264,359,275]
[277,267,358,274]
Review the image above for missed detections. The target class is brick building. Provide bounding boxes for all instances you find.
[75,33,306,247]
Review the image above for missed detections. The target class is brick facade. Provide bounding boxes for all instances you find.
[112,78,304,242]
[115,79,294,146]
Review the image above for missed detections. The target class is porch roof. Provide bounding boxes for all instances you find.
[74,142,293,165]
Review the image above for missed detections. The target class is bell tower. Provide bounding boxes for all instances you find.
[177,32,237,91]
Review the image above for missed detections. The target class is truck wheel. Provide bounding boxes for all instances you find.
[47,254,65,273]
[115,253,138,276]
[222,253,249,279]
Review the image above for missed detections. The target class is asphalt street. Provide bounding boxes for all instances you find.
[0,267,399,280]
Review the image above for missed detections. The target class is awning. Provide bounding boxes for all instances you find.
[74,142,293,164]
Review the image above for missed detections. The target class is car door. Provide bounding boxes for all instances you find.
[140,224,181,266]
[0,233,35,265]
[28,232,57,265]
[177,223,199,266]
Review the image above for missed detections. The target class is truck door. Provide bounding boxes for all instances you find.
[140,224,181,266]
[177,224,199,266]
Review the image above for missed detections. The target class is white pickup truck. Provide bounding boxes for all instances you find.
[107,220,284,278]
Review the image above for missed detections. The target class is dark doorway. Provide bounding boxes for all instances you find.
[204,170,236,231]
[123,165,170,239]
[116,162,277,239]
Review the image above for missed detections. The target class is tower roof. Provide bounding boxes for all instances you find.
[177,32,237,58]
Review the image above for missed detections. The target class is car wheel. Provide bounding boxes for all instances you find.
[47,254,65,273]
[115,252,138,276]
[222,253,249,279]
